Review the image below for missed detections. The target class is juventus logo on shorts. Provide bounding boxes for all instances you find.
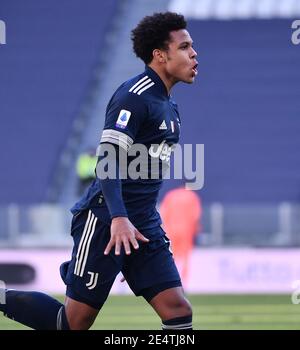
[86,272,99,290]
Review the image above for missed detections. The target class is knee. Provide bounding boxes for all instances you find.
[68,312,96,330]
[174,297,193,317]
[162,299,193,330]
[64,297,99,330]
[164,296,193,320]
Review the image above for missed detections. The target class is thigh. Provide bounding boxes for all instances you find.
[60,209,124,310]
[122,230,182,299]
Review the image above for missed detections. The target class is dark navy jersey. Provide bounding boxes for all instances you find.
[71,66,181,234]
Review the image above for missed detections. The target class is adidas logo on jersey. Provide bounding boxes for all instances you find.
[159,120,167,130]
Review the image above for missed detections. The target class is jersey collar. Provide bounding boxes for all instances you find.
[144,66,170,98]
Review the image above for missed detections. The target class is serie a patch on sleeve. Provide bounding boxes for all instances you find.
[115,109,131,129]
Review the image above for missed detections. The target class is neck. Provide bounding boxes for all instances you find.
[148,63,177,95]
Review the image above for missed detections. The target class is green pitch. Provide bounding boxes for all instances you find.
[0,294,299,330]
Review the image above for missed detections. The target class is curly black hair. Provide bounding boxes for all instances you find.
[131,12,187,64]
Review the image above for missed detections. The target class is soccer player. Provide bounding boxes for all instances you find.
[0,12,198,330]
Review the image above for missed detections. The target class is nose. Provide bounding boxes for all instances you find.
[190,47,197,58]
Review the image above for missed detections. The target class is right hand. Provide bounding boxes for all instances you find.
[104,217,149,256]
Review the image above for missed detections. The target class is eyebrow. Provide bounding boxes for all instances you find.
[178,41,193,47]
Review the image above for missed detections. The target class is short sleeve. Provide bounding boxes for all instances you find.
[100,92,147,152]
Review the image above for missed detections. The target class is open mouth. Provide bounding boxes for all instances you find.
[192,63,198,75]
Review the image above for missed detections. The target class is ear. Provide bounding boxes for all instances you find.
[152,49,167,63]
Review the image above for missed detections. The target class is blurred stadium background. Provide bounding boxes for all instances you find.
[1,0,300,329]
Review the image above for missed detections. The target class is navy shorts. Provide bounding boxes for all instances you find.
[60,209,181,309]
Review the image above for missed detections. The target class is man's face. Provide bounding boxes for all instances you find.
[164,29,198,84]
